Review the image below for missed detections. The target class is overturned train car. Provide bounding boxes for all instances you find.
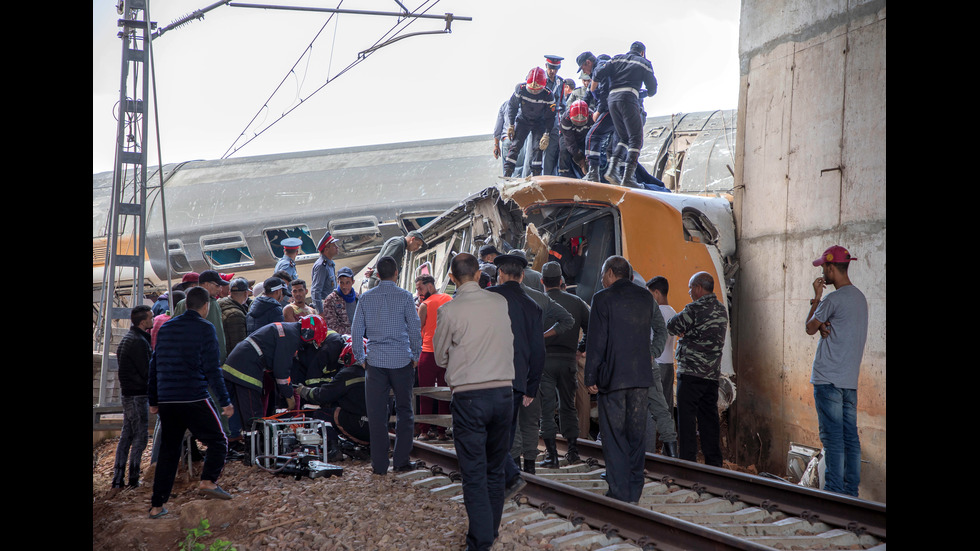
[93,109,735,303]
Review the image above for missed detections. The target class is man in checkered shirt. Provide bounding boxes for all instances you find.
[351,255,423,475]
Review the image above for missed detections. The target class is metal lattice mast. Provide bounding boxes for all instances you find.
[97,0,153,406]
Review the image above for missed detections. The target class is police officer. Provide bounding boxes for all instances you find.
[274,237,303,281]
[592,41,658,188]
[576,51,616,182]
[503,67,557,178]
[311,232,340,315]
[558,99,594,179]
[542,55,566,176]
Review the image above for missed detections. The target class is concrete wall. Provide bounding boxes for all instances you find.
[732,0,885,502]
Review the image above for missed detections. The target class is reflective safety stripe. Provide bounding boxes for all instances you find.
[276,378,291,385]
[245,337,262,356]
[273,322,285,337]
[609,87,639,97]
[345,377,365,386]
[222,364,263,388]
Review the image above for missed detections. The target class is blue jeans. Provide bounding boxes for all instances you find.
[451,386,513,551]
[813,384,860,496]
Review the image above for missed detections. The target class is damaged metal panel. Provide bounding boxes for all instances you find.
[638,110,737,195]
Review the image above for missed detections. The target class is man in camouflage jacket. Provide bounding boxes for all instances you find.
[666,271,728,467]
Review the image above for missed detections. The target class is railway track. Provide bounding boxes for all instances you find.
[397,436,886,551]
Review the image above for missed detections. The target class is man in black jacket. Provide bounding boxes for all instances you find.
[584,256,667,504]
[486,253,546,496]
[111,305,154,490]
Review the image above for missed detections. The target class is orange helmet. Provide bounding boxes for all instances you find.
[526,67,547,92]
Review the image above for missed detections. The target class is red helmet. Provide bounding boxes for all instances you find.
[569,100,590,125]
[526,67,547,92]
[300,315,329,346]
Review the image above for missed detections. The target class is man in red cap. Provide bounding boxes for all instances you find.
[805,245,868,497]
[312,232,340,316]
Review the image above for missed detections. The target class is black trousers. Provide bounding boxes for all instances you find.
[608,92,645,163]
[676,374,722,467]
[597,387,648,503]
[151,399,228,508]
[504,118,550,176]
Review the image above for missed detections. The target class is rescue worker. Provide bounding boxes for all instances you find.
[592,41,658,187]
[221,314,329,432]
[296,361,370,459]
[274,237,303,281]
[576,51,616,182]
[558,100,594,179]
[503,67,557,177]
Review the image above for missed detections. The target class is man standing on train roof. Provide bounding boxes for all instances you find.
[503,67,557,178]
[311,232,340,316]
[275,238,303,282]
[575,51,615,183]
[592,41,658,188]
[542,55,566,176]
[366,231,426,289]
[805,245,868,497]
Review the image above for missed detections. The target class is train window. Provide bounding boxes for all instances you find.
[200,233,255,270]
[264,226,317,261]
[525,203,621,305]
[329,217,386,255]
[681,207,719,245]
[167,240,194,273]
[399,211,442,233]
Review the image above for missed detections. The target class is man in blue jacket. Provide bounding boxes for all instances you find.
[584,256,667,504]
[148,286,235,519]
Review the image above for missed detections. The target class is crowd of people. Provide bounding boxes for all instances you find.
[108,40,868,550]
[493,43,670,192]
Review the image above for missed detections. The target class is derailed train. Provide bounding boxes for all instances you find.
[93,109,737,326]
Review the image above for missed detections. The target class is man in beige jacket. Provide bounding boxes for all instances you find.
[433,252,514,551]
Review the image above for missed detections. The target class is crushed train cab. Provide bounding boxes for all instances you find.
[375,175,738,379]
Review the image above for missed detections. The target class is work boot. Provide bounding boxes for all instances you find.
[661,441,678,458]
[604,156,622,185]
[538,438,560,469]
[565,440,581,464]
[523,457,536,474]
[584,162,600,182]
[621,159,641,188]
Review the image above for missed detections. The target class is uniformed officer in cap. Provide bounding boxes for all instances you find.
[311,232,340,315]
[542,55,566,176]
[275,238,304,282]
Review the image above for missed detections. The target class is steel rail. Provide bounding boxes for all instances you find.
[561,438,887,540]
[406,439,776,551]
